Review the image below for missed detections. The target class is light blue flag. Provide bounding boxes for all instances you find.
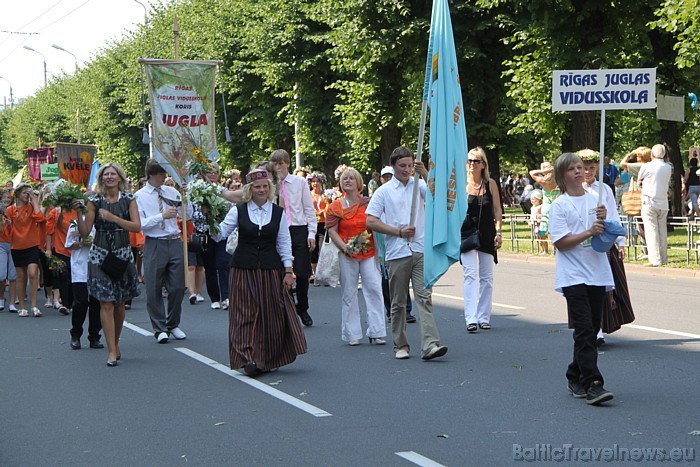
[423,0,468,288]
[88,159,100,190]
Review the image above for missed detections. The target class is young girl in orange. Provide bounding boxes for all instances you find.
[6,184,46,317]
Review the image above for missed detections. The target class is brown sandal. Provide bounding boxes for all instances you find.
[467,323,477,333]
[479,323,491,330]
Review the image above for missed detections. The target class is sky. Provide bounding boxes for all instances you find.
[0,0,164,105]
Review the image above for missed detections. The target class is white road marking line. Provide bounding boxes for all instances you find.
[430,292,526,310]
[175,347,333,418]
[625,324,700,340]
[123,321,153,336]
[395,451,446,467]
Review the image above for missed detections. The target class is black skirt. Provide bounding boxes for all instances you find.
[11,246,40,268]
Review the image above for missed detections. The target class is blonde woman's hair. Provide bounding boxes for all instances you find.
[468,146,491,181]
[339,167,364,193]
[95,162,129,195]
[241,178,276,203]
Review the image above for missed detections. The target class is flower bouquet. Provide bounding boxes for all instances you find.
[42,179,88,212]
[47,254,68,275]
[188,147,216,177]
[186,179,229,235]
[345,230,373,256]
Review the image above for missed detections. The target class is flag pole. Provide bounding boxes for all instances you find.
[173,14,190,282]
[408,99,429,239]
[408,12,437,238]
[598,109,606,206]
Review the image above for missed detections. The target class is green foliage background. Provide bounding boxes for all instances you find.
[0,0,699,184]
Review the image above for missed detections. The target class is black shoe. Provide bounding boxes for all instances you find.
[586,381,614,405]
[244,361,260,377]
[596,337,605,347]
[567,380,587,398]
[106,361,118,367]
[89,340,104,349]
[406,313,417,323]
[70,338,81,350]
[298,310,313,327]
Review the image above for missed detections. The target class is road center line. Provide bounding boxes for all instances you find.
[625,324,700,340]
[395,451,446,467]
[430,292,526,310]
[175,347,333,418]
[123,321,153,337]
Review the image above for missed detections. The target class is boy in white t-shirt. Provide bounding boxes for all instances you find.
[549,152,614,406]
[65,219,103,350]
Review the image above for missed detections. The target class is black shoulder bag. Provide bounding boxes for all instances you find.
[460,182,483,253]
[98,198,129,281]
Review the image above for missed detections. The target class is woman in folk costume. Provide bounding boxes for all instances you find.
[578,149,635,346]
[214,169,307,377]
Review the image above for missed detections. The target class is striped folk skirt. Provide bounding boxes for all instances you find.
[228,268,307,372]
[601,245,636,334]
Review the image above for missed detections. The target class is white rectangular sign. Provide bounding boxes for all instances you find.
[552,68,656,111]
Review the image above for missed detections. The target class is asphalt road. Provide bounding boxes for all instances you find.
[1,257,698,466]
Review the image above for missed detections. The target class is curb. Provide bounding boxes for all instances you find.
[498,252,700,280]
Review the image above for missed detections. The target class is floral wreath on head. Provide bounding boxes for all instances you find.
[577,149,599,163]
[306,172,326,182]
[334,164,348,180]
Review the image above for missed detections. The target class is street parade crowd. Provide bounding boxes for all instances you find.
[1,143,696,405]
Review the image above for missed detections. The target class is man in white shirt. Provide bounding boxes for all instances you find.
[366,146,447,361]
[135,159,191,343]
[270,149,317,327]
[638,144,672,267]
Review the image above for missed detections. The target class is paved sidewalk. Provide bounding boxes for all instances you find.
[499,252,700,279]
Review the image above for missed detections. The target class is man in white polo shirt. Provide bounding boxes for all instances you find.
[638,144,672,267]
[366,146,447,361]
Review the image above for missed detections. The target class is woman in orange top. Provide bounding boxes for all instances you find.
[46,206,77,315]
[308,173,327,283]
[326,168,386,346]
[0,188,17,312]
[5,183,46,317]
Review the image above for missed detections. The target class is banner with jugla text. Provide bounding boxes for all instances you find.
[55,143,96,187]
[143,59,219,185]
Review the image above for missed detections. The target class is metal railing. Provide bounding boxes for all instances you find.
[503,214,700,264]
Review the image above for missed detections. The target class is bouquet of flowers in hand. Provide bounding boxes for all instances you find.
[42,179,88,212]
[70,220,94,247]
[323,188,342,204]
[188,148,216,177]
[47,254,68,275]
[186,179,229,235]
[345,230,373,256]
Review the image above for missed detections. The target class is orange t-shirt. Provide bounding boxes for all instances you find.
[46,208,77,257]
[325,198,375,260]
[5,204,46,250]
[311,191,327,223]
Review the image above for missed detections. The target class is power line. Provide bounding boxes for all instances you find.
[17,0,67,32]
[35,0,93,33]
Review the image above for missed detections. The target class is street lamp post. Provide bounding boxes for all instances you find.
[51,44,78,72]
[133,0,148,24]
[0,76,13,109]
[23,46,47,87]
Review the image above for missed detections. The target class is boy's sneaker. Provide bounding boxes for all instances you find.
[8,305,18,313]
[586,381,614,405]
[0,298,5,310]
[196,294,205,303]
[189,294,197,305]
[44,298,53,308]
[567,381,587,399]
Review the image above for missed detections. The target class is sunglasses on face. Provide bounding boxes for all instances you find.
[467,159,482,164]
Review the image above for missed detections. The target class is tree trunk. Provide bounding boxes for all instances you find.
[660,121,683,216]
[564,111,598,152]
[379,124,402,167]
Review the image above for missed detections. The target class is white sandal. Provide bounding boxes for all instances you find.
[18,309,29,317]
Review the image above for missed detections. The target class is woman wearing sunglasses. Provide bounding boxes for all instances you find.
[461,147,503,334]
